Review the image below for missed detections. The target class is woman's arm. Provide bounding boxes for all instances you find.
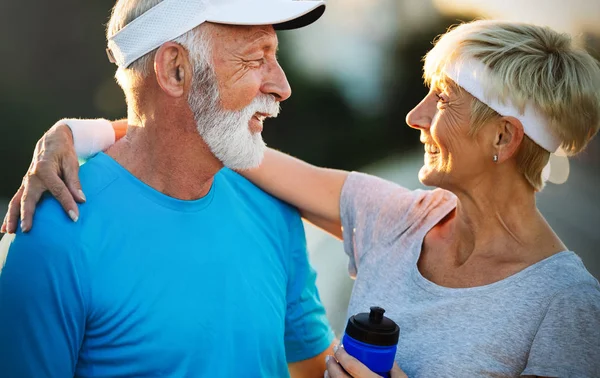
[113,119,128,141]
[241,149,348,239]
[2,119,127,234]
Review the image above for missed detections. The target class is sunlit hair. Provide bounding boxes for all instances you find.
[423,20,600,190]
[106,0,212,92]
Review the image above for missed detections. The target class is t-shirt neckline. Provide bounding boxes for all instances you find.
[95,152,217,212]
[409,201,575,296]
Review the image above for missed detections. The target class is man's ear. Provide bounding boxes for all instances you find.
[154,42,191,97]
[494,116,525,162]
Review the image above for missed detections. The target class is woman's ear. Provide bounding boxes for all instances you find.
[154,42,191,98]
[494,116,525,162]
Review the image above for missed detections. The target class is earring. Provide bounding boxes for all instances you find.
[493,154,499,162]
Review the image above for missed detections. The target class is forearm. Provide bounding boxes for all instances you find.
[241,148,348,238]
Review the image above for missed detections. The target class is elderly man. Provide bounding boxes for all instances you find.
[0,0,335,377]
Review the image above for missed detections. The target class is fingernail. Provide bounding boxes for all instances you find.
[78,190,86,202]
[21,221,29,233]
[68,210,78,222]
[324,371,330,378]
[325,355,331,364]
[333,344,339,353]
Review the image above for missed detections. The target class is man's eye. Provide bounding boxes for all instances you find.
[247,58,266,68]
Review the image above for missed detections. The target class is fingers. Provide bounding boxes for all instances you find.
[43,174,79,223]
[61,153,85,203]
[333,345,378,378]
[5,187,24,234]
[20,178,47,233]
[3,122,81,234]
[326,355,351,378]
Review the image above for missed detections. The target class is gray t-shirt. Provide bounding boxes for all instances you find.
[340,172,600,378]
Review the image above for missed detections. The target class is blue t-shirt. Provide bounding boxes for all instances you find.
[0,152,333,377]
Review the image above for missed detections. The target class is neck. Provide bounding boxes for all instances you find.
[105,104,223,200]
[443,170,564,265]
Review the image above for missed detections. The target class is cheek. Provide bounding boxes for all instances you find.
[434,115,470,154]
[218,70,262,111]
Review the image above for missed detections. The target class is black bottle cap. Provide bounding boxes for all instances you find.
[345,306,399,346]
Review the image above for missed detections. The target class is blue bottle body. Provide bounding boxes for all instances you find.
[342,333,397,377]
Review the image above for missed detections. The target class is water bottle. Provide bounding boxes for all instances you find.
[342,306,400,377]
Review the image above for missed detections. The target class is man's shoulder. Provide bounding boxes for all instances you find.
[218,168,300,219]
[25,154,124,246]
[78,153,121,200]
[20,194,88,253]
[2,199,88,278]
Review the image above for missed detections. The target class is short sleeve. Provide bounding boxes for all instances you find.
[283,210,334,363]
[522,283,600,377]
[340,172,454,277]
[0,221,88,377]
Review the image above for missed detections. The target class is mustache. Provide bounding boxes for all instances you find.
[244,94,280,119]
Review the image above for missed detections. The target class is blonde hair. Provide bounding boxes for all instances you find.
[423,20,600,190]
[106,0,211,91]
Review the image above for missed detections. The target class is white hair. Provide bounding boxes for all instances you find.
[106,0,211,91]
[107,0,280,170]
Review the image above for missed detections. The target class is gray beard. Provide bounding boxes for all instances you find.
[187,64,278,170]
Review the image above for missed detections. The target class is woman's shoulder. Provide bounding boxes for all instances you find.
[522,251,600,303]
[340,172,457,249]
[342,171,456,214]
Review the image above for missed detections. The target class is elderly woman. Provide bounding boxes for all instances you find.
[3,20,600,377]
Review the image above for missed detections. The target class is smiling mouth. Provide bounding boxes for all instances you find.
[253,113,268,123]
[424,143,440,154]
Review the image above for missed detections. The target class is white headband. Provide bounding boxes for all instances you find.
[443,58,561,153]
[106,0,326,69]
[107,0,210,68]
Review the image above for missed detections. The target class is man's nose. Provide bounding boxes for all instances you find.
[261,60,292,102]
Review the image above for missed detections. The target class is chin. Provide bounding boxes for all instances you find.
[418,166,441,188]
[220,140,266,171]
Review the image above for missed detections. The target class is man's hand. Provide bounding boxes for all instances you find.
[1,122,84,234]
[325,345,407,378]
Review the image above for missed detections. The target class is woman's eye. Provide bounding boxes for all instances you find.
[436,93,449,107]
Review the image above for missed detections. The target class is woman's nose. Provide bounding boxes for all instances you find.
[406,95,434,130]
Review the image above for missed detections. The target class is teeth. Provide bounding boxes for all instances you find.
[424,144,440,154]
[255,114,266,122]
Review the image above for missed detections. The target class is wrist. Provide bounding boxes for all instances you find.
[59,118,115,159]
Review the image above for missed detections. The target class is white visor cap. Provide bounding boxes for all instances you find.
[107,0,326,68]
